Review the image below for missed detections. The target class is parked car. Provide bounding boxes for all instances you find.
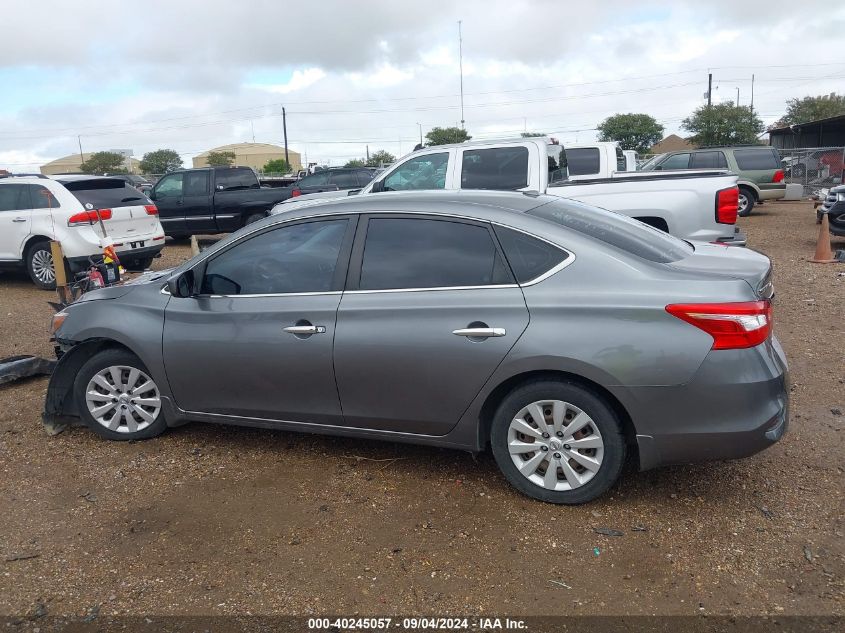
[640,146,786,216]
[783,149,845,183]
[276,137,744,244]
[148,166,293,238]
[283,167,376,200]
[818,184,845,235]
[45,190,787,504]
[0,175,165,289]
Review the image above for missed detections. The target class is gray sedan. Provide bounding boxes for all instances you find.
[46,191,788,504]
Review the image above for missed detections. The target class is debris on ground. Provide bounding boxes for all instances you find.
[0,355,55,386]
[593,527,624,537]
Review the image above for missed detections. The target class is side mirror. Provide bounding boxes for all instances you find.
[166,270,195,297]
[371,180,384,193]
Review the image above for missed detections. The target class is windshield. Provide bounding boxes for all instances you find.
[638,154,663,171]
[527,197,693,263]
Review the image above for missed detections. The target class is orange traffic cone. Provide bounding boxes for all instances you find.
[809,213,839,263]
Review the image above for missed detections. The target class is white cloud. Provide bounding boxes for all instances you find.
[251,68,327,94]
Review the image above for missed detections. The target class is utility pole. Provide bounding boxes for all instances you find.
[707,73,713,145]
[77,135,84,167]
[736,87,740,106]
[458,20,465,130]
[750,74,755,123]
[366,145,370,163]
[282,107,289,168]
[417,122,423,146]
[251,120,256,143]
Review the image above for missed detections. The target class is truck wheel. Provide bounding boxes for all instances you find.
[737,188,756,217]
[26,241,57,290]
[243,212,266,227]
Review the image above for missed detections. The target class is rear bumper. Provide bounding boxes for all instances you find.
[714,228,747,246]
[66,242,164,268]
[619,337,789,470]
[758,186,786,201]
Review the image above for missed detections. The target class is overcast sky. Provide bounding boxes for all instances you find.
[1,0,843,171]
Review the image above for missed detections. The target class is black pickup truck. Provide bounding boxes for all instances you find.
[148,166,289,238]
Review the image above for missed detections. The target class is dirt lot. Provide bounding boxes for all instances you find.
[0,200,843,619]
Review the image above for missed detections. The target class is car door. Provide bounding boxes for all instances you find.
[0,184,31,260]
[150,173,186,234]
[333,214,530,435]
[180,169,214,233]
[690,151,728,170]
[162,216,356,423]
[328,170,359,192]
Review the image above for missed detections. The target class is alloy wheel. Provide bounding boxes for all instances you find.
[84,365,161,433]
[507,399,604,491]
[31,249,55,285]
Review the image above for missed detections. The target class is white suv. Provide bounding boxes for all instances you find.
[0,175,166,289]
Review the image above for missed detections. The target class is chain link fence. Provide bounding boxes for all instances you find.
[777,147,845,196]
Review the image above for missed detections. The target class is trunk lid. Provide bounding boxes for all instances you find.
[64,178,158,241]
[668,243,773,299]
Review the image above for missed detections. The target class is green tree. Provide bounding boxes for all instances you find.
[425,126,471,146]
[139,149,182,174]
[263,158,290,173]
[206,151,236,167]
[597,113,664,153]
[682,102,763,146]
[520,132,546,138]
[773,93,845,128]
[79,151,127,174]
[344,158,366,167]
[366,150,396,167]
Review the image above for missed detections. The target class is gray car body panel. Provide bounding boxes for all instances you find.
[50,190,788,470]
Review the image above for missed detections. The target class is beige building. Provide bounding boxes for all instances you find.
[193,142,302,171]
[40,153,141,175]
[650,134,697,155]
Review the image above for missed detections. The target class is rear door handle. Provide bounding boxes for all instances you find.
[283,325,326,335]
[452,327,506,338]
[12,217,27,223]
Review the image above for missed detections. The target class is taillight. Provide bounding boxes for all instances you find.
[291,189,301,197]
[67,208,113,226]
[666,301,772,350]
[773,169,784,183]
[144,204,158,215]
[716,187,738,224]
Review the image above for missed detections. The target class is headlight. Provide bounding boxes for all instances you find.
[50,310,69,335]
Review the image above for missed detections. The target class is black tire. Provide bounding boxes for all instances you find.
[490,380,625,504]
[243,212,266,227]
[73,348,168,441]
[25,241,58,290]
[737,187,756,217]
[123,257,155,272]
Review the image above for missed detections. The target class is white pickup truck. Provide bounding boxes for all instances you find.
[275,137,744,244]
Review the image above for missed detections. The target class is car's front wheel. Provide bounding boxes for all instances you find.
[74,348,168,441]
[490,380,625,504]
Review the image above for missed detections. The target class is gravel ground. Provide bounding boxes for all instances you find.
[0,201,842,619]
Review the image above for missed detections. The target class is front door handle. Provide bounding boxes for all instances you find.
[452,327,506,338]
[12,217,27,223]
[284,325,326,335]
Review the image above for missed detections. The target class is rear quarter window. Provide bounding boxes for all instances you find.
[527,198,693,264]
[733,148,780,170]
[566,148,601,176]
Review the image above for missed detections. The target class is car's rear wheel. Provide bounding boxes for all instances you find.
[74,348,167,441]
[737,187,756,217]
[123,256,155,272]
[490,380,625,504]
[243,212,266,227]
[25,241,58,290]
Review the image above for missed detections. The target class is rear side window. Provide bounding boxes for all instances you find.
[566,148,601,176]
[215,168,259,191]
[64,180,148,209]
[461,146,529,190]
[298,172,330,187]
[356,171,375,186]
[0,184,29,211]
[184,171,209,196]
[495,226,569,283]
[691,151,728,169]
[29,185,61,208]
[528,198,693,264]
[615,147,626,172]
[359,218,512,290]
[734,148,780,170]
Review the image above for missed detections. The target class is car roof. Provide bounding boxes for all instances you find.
[274,189,550,221]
